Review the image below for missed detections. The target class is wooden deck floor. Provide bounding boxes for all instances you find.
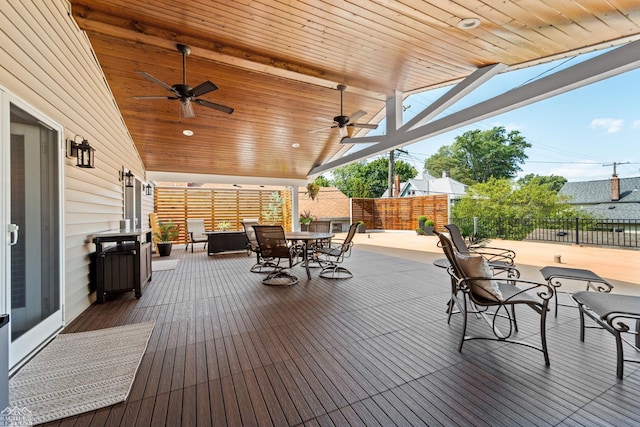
[46,244,639,426]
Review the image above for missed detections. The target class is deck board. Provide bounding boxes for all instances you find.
[38,245,640,426]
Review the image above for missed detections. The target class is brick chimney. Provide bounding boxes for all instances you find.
[610,175,620,201]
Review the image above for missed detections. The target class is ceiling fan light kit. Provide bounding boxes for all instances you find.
[133,44,234,118]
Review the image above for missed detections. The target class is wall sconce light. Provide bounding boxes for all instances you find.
[144,183,154,196]
[66,136,95,168]
[119,166,135,187]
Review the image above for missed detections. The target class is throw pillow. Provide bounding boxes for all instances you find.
[454,252,504,301]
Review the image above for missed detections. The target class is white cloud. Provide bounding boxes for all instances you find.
[590,118,624,133]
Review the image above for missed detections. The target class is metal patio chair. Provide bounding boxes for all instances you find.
[444,223,518,278]
[242,219,276,273]
[438,233,554,365]
[315,222,357,279]
[252,225,303,286]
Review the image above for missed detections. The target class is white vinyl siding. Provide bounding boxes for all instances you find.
[1,0,146,322]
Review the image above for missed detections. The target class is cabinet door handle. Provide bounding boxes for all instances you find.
[8,223,19,246]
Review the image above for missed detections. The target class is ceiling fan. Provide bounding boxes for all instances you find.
[133,44,234,119]
[311,84,378,137]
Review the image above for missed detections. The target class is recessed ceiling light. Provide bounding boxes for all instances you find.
[183,129,194,136]
[457,17,481,30]
[291,143,300,148]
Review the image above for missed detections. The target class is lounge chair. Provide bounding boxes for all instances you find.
[438,233,554,365]
[444,224,518,278]
[572,291,640,379]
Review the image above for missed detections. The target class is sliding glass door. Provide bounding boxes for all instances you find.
[2,94,64,369]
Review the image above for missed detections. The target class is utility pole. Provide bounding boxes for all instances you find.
[602,161,629,176]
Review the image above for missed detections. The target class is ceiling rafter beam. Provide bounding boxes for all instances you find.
[310,39,640,177]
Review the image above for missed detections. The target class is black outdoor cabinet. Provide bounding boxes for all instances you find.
[93,230,152,303]
[207,231,249,255]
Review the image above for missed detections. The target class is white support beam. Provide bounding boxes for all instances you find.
[386,90,404,134]
[399,63,507,132]
[310,39,640,176]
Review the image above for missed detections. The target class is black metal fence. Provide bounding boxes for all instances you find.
[451,217,640,248]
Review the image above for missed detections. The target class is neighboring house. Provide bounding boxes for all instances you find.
[559,175,640,219]
[298,187,351,232]
[383,172,468,202]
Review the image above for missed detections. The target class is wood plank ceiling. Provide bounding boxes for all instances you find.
[69,0,640,183]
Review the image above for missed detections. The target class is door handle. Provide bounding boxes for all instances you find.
[8,223,19,246]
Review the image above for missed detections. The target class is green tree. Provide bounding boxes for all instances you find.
[452,177,582,220]
[424,126,531,185]
[314,175,331,187]
[517,174,567,193]
[424,145,460,179]
[331,158,418,198]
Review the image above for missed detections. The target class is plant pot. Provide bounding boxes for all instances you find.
[418,219,426,229]
[157,242,173,257]
[357,224,366,233]
[422,226,435,236]
[301,224,310,231]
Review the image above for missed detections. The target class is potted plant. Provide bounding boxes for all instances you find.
[306,182,320,201]
[356,221,366,233]
[154,220,179,256]
[418,215,428,229]
[299,210,315,231]
[217,220,232,231]
[422,219,435,235]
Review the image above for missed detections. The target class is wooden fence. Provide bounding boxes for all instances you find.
[352,194,449,231]
[154,187,292,244]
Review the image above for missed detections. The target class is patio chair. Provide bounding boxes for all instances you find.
[438,233,554,365]
[242,219,276,273]
[306,220,332,267]
[185,219,208,253]
[253,225,304,286]
[315,222,358,279]
[444,224,518,278]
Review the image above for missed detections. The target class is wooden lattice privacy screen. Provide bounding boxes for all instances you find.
[153,187,292,243]
[352,194,449,231]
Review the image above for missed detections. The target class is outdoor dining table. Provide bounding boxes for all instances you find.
[285,231,334,279]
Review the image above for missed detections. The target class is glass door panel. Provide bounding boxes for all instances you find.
[8,104,63,368]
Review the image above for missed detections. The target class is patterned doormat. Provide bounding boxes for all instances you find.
[9,322,154,425]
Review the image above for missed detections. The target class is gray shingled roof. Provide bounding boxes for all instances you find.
[560,176,640,220]
[560,176,640,204]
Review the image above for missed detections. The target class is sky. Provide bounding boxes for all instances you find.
[347,46,640,183]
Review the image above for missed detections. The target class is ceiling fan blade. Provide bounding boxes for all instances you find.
[348,110,367,122]
[181,101,195,119]
[339,126,348,138]
[135,71,178,95]
[193,99,234,114]
[132,96,176,100]
[350,123,379,129]
[309,126,330,134]
[190,80,219,97]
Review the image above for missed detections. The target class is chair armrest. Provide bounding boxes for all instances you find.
[470,248,516,266]
[457,276,554,302]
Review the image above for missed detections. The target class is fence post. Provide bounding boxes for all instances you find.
[575,217,579,245]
